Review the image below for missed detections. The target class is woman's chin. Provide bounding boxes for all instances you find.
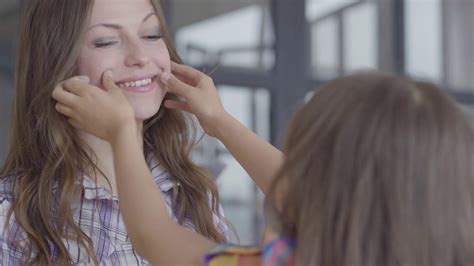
[132,106,161,122]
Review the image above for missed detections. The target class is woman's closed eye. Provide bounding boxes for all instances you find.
[142,34,162,42]
[93,38,119,48]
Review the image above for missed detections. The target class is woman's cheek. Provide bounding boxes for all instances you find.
[77,56,115,87]
[147,43,171,71]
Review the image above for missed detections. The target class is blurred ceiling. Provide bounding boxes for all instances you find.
[167,0,268,31]
[0,0,268,36]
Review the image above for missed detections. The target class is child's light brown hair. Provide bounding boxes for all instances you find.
[268,72,474,266]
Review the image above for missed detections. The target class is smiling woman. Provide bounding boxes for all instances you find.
[0,0,229,265]
[77,0,171,120]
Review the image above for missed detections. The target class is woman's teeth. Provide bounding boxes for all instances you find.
[118,78,153,88]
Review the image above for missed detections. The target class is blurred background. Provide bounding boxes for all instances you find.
[0,0,473,245]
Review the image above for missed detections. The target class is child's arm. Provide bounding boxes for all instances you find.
[110,118,215,266]
[52,71,215,266]
[162,62,284,194]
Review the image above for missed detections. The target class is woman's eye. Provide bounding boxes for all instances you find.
[142,35,162,41]
[93,41,118,48]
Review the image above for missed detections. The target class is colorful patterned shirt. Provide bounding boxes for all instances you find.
[204,236,296,266]
[0,156,229,265]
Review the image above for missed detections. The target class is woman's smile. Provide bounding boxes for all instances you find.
[116,74,158,93]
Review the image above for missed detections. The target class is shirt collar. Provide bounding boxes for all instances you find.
[81,153,175,201]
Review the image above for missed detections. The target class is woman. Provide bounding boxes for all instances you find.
[0,0,229,264]
[57,64,474,265]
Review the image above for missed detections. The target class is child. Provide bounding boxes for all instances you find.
[53,62,474,266]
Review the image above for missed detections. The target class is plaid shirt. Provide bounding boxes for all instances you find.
[0,156,229,265]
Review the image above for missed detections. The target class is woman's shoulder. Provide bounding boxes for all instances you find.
[0,176,15,202]
[0,175,20,237]
[0,176,17,224]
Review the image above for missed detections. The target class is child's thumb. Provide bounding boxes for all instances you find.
[102,70,119,92]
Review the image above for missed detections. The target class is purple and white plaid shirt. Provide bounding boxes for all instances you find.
[0,156,229,265]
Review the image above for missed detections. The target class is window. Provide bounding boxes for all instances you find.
[306,0,377,79]
[405,0,442,82]
[173,2,274,245]
[175,2,274,71]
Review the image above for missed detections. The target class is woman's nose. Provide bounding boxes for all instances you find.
[124,42,150,68]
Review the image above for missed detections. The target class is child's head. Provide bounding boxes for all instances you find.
[268,72,474,265]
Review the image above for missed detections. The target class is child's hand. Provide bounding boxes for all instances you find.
[52,70,136,143]
[161,62,229,138]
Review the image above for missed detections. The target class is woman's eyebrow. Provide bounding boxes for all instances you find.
[142,12,157,24]
[87,12,157,31]
[87,23,122,31]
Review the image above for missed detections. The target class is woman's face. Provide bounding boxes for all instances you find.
[77,0,170,121]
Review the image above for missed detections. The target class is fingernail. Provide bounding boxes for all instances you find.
[75,75,90,83]
[104,70,113,79]
[161,72,171,83]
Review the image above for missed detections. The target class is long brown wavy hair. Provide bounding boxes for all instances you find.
[267,72,474,266]
[0,0,226,264]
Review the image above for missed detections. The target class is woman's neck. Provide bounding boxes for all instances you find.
[78,121,144,195]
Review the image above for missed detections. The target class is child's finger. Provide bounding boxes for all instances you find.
[62,76,90,96]
[171,61,204,84]
[55,103,75,118]
[163,100,191,113]
[171,70,196,86]
[101,70,120,93]
[67,118,82,130]
[52,84,80,107]
[161,73,194,98]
